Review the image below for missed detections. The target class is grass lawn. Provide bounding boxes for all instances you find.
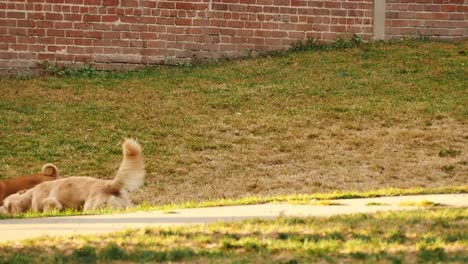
[0,40,467,205]
[0,208,466,263]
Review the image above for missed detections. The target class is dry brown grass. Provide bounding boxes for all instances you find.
[131,117,466,204]
[0,41,466,205]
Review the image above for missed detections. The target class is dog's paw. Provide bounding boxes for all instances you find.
[42,198,63,213]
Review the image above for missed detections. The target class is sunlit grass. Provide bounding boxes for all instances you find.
[365,202,389,206]
[0,185,465,219]
[399,200,443,207]
[1,208,466,263]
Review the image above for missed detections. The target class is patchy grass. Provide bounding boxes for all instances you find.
[0,208,466,263]
[0,41,467,205]
[365,202,389,206]
[439,148,462,158]
[398,200,443,207]
[442,165,456,173]
[0,186,465,219]
[311,200,342,206]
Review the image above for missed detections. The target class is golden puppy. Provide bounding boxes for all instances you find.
[0,139,145,214]
[0,164,59,206]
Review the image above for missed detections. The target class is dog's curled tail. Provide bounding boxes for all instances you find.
[111,138,145,192]
[41,163,59,178]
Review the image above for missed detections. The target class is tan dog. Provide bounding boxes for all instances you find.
[0,164,59,206]
[0,139,145,215]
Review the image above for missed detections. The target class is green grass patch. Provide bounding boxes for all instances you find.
[365,202,389,206]
[439,148,462,158]
[398,200,443,207]
[0,208,466,263]
[312,200,342,206]
[442,165,455,173]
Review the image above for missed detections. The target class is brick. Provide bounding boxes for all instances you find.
[54,22,73,29]
[47,29,65,37]
[176,2,195,10]
[221,28,236,36]
[291,0,306,7]
[64,14,82,21]
[47,45,66,52]
[45,13,63,20]
[324,2,341,8]
[237,29,254,36]
[27,13,45,20]
[103,32,121,39]
[38,37,55,45]
[7,11,25,19]
[312,24,329,32]
[28,45,46,52]
[83,14,101,22]
[158,2,175,9]
[308,1,324,8]
[397,12,415,19]
[0,52,18,59]
[407,4,425,11]
[157,17,175,25]
[441,5,456,12]
[315,9,330,16]
[432,13,450,20]
[74,39,93,46]
[102,15,119,22]
[424,5,441,12]
[18,52,36,59]
[391,20,408,27]
[55,36,76,45]
[245,21,261,29]
[415,13,433,19]
[84,31,103,38]
[121,16,138,23]
[103,0,119,6]
[141,0,157,8]
[9,28,28,36]
[331,10,347,17]
[175,18,192,26]
[447,28,464,36]
[288,31,305,39]
[166,27,184,34]
[18,36,38,44]
[28,28,46,36]
[449,13,464,20]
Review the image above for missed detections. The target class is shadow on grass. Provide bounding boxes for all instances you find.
[1,246,464,264]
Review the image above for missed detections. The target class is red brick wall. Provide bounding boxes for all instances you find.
[385,0,467,40]
[0,0,467,76]
[1,0,373,75]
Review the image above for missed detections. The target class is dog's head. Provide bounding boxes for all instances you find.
[0,190,32,215]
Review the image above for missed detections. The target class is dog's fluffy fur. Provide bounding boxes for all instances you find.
[0,164,59,206]
[0,139,145,215]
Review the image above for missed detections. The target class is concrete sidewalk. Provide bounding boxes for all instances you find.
[0,193,466,244]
